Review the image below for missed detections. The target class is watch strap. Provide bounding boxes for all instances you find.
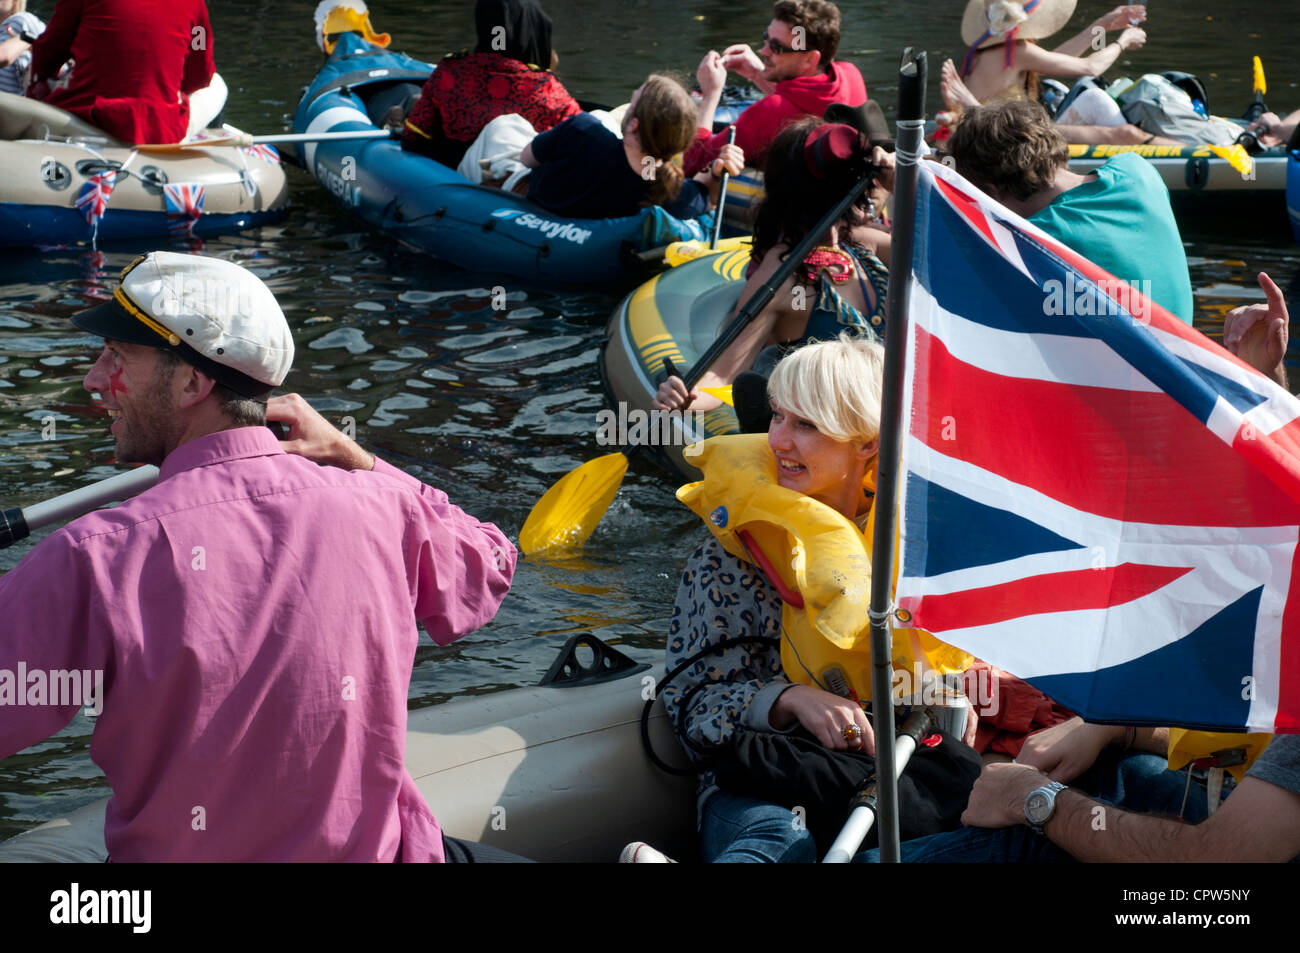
[1025,780,1067,835]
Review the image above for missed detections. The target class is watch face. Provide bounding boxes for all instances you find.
[1025,791,1051,824]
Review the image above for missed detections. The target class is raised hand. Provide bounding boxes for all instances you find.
[1224,271,1289,385]
[267,393,374,471]
[1117,26,1147,51]
[720,43,764,83]
[696,50,727,98]
[1096,4,1147,31]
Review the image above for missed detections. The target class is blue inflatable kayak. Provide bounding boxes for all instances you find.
[291,33,718,284]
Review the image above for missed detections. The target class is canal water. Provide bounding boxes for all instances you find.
[1,0,1298,840]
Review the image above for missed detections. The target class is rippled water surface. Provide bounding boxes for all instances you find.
[2,0,1298,839]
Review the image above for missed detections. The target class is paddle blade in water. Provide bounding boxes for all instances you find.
[519,452,629,555]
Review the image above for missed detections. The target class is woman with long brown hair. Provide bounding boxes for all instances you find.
[520,73,744,220]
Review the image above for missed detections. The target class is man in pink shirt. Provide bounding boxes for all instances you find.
[0,252,518,861]
[685,0,867,177]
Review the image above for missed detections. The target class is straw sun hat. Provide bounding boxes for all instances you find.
[960,0,1078,51]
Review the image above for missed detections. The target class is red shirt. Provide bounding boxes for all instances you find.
[684,60,868,176]
[29,0,215,144]
[402,51,581,166]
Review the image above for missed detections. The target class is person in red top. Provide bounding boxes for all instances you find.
[686,0,867,177]
[26,0,213,145]
[402,0,581,169]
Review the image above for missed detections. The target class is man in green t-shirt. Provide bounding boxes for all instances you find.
[947,100,1194,325]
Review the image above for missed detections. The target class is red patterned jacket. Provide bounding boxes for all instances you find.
[402,51,581,167]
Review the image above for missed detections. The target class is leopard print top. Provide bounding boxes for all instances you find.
[663,537,788,798]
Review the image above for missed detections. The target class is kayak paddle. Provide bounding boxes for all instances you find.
[518,165,879,556]
[0,424,286,549]
[135,129,397,152]
[634,235,751,266]
[1,466,160,549]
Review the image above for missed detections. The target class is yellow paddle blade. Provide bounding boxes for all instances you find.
[1253,56,1266,96]
[664,236,753,267]
[1207,144,1252,176]
[519,452,629,555]
[699,385,734,406]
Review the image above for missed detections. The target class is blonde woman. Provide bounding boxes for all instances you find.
[662,334,882,862]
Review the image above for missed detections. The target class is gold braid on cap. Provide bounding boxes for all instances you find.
[113,286,181,347]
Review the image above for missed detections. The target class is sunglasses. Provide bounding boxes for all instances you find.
[762,31,799,56]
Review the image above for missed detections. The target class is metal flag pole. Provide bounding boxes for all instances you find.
[866,47,928,864]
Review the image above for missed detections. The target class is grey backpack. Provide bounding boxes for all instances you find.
[1118,74,1242,146]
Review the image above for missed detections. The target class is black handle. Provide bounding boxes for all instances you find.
[897,48,927,123]
[0,506,31,550]
[709,125,738,251]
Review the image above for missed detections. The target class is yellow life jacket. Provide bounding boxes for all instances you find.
[677,433,972,702]
[1167,729,1272,782]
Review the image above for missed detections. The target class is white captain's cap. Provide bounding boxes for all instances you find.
[72,252,294,400]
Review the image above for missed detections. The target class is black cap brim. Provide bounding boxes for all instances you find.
[71,296,171,348]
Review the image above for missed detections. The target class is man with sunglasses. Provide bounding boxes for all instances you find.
[684,0,866,177]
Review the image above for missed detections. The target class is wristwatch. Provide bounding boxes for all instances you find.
[1023,780,1067,835]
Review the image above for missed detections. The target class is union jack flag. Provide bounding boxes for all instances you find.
[164,182,206,237]
[73,170,116,226]
[241,143,281,164]
[895,161,1300,734]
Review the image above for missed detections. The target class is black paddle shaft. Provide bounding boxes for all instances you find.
[663,167,878,392]
[709,126,738,250]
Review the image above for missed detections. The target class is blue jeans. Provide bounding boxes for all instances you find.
[854,750,1213,863]
[699,791,818,863]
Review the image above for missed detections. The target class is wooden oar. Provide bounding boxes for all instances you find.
[135,129,396,152]
[518,166,878,556]
[0,466,159,549]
